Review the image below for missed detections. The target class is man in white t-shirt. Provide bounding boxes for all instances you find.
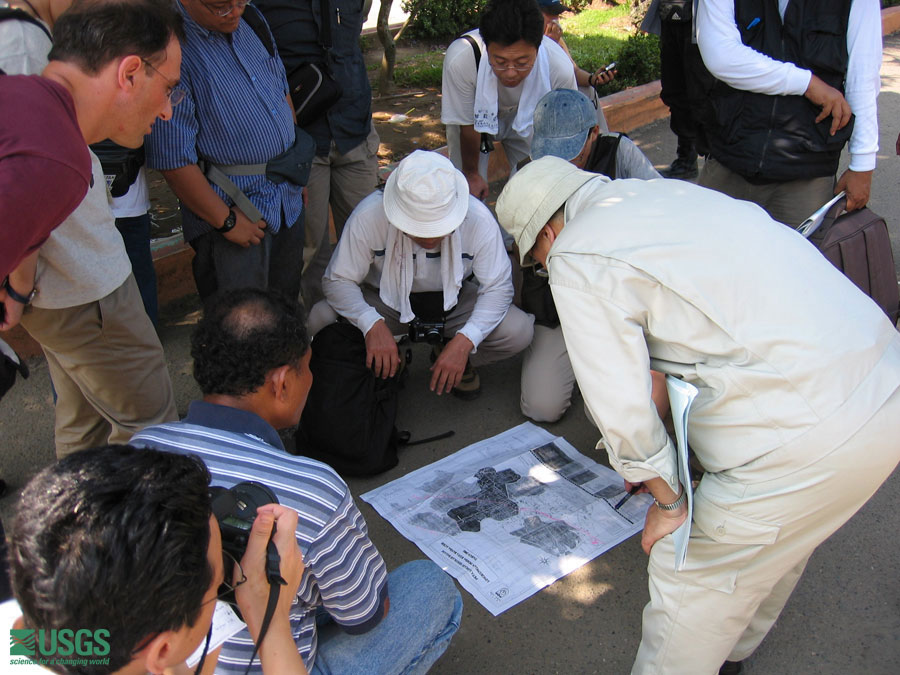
[441,0,576,199]
[309,150,533,399]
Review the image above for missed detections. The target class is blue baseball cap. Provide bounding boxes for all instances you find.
[531,89,597,162]
[538,0,571,14]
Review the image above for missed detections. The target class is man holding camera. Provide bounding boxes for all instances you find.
[308,150,534,399]
[2,444,308,674]
[132,287,462,673]
[145,0,306,300]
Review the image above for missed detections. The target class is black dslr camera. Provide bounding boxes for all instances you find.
[407,291,453,345]
[210,481,280,605]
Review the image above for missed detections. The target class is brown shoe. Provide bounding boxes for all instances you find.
[452,361,481,400]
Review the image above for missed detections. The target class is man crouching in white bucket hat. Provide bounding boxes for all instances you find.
[308,150,533,398]
[496,155,900,674]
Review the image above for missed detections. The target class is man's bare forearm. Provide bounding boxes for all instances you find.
[161,165,231,228]
[459,125,482,178]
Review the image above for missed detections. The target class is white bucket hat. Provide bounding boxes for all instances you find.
[496,156,596,264]
[383,150,470,238]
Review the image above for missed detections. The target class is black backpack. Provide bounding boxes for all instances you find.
[295,322,404,476]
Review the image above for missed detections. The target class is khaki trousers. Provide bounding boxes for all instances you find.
[20,275,177,457]
[309,281,534,368]
[520,324,577,423]
[698,156,835,228]
[301,126,380,308]
[632,384,900,674]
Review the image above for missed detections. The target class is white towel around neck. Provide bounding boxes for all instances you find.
[473,42,551,140]
[379,227,465,324]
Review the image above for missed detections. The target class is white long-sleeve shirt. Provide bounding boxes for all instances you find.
[322,191,514,349]
[697,0,881,171]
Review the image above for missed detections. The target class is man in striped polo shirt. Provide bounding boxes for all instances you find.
[132,288,462,674]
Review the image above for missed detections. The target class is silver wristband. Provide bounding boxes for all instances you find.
[655,489,687,512]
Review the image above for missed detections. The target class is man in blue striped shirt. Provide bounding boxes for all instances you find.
[145,0,305,300]
[132,288,462,674]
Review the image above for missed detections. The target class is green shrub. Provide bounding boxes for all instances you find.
[599,31,660,93]
[402,0,486,40]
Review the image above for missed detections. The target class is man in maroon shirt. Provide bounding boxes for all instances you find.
[0,0,184,322]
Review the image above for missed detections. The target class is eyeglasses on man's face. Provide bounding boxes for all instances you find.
[200,0,249,17]
[141,58,186,107]
[206,549,248,606]
[489,57,535,73]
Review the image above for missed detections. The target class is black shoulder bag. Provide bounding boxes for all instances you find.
[284,0,343,127]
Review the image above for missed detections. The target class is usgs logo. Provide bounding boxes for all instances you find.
[9,628,110,657]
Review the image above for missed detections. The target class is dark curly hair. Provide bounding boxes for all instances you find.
[192,288,310,397]
[9,445,212,675]
[480,0,544,49]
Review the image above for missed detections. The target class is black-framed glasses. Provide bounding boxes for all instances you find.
[489,57,535,73]
[199,0,249,17]
[209,550,248,605]
[141,58,186,107]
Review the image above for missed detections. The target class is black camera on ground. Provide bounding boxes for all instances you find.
[210,481,279,603]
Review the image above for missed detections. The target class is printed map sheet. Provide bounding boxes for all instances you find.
[361,423,652,615]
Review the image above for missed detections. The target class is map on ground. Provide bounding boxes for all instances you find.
[361,422,652,615]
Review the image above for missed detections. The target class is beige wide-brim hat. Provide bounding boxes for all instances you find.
[496,156,596,264]
[383,150,470,238]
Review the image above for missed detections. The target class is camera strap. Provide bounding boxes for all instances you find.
[243,539,287,674]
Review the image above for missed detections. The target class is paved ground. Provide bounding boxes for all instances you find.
[2,33,899,675]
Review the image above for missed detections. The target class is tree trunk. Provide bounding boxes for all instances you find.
[376,0,396,94]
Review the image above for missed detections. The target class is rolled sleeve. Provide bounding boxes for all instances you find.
[550,254,679,489]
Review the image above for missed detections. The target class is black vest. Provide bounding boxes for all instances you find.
[705,0,853,182]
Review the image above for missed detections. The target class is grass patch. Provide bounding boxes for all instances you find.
[390,50,445,89]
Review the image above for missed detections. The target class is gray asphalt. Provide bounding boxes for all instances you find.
[2,33,899,675]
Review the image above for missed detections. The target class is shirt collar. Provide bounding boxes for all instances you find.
[177,0,218,40]
[184,400,285,451]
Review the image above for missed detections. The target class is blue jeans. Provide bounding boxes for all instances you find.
[311,560,462,675]
[115,213,158,325]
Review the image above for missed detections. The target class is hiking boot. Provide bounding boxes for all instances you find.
[661,138,699,180]
[452,361,481,400]
[661,155,699,179]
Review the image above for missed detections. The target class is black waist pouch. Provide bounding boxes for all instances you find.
[265,125,316,187]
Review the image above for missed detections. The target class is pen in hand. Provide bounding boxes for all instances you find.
[614,485,641,510]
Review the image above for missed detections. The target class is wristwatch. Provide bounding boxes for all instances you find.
[219,209,237,233]
[655,489,687,512]
[3,279,37,305]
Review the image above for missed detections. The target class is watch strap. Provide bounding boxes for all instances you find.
[219,209,237,234]
[4,279,36,305]
[655,489,687,512]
